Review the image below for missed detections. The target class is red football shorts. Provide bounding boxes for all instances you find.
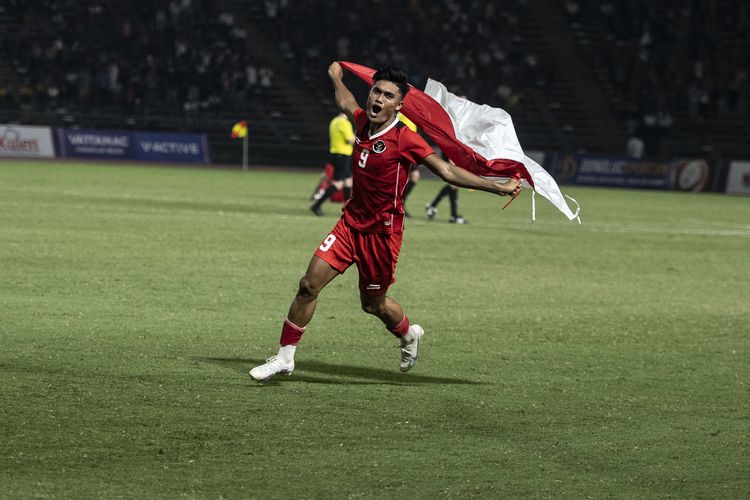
[314,218,403,296]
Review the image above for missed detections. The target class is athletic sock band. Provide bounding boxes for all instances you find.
[388,314,410,338]
[280,318,306,346]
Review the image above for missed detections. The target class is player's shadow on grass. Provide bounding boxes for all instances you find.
[196,357,487,386]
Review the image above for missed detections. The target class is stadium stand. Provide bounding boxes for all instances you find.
[0,0,747,165]
[560,0,750,158]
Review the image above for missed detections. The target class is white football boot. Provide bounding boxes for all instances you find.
[249,356,294,381]
[425,204,437,219]
[399,324,424,372]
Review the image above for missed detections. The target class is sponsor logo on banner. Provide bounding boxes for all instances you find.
[672,159,710,192]
[0,124,55,158]
[58,128,209,163]
[553,154,672,189]
[552,154,713,191]
[133,132,209,163]
[725,160,750,195]
[58,129,134,159]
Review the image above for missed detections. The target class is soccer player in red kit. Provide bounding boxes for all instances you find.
[250,62,521,381]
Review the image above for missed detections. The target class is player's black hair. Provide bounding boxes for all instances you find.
[373,66,410,99]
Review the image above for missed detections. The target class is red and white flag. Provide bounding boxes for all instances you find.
[339,61,580,222]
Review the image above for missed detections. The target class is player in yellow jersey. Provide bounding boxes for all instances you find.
[310,112,356,215]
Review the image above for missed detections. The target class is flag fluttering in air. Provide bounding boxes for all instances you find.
[338,61,580,222]
[231,120,248,139]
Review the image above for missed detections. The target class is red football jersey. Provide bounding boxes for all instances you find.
[344,109,434,233]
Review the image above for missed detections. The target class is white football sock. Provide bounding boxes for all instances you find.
[277,344,297,363]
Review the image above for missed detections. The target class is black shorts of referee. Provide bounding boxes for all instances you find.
[330,153,353,180]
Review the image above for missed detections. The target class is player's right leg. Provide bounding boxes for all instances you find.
[312,154,351,215]
[288,256,341,327]
[311,180,343,215]
[251,221,353,382]
[447,186,467,224]
[250,256,341,381]
[342,176,352,201]
[426,184,452,219]
[310,167,329,200]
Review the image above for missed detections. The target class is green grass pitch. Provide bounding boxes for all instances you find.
[1,160,748,498]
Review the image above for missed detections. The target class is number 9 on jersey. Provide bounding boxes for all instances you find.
[319,234,336,252]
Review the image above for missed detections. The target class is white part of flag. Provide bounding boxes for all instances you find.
[425,79,580,221]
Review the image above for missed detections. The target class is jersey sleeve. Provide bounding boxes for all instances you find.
[399,130,434,165]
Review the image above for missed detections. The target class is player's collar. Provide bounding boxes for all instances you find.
[368,115,401,140]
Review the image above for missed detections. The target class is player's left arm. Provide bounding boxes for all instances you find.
[422,153,520,197]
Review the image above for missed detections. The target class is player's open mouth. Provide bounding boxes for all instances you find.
[370,104,382,116]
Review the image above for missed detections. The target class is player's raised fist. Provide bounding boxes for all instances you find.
[328,62,343,80]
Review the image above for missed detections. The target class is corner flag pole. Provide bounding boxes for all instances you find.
[242,135,248,171]
[231,120,249,170]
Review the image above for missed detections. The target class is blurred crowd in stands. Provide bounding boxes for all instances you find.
[0,0,274,113]
[272,0,542,112]
[0,0,541,115]
[563,0,749,156]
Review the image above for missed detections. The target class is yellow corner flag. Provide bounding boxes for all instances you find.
[231,120,248,139]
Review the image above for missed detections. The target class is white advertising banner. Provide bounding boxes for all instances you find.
[0,124,55,158]
[726,161,750,195]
